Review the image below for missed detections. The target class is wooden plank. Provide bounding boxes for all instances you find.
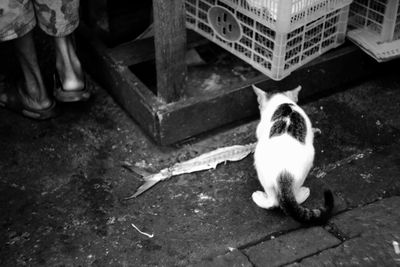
[109,30,208,67]
[108,37,155,66]
[153,0,187,102]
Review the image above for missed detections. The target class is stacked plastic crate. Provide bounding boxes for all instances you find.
[185,0,353,80]
[348,0,400,62]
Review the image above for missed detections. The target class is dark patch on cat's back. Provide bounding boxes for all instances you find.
[287,111,307,143]
[269,103,307,143]
[271,103,293,121]
[270,120,287,138]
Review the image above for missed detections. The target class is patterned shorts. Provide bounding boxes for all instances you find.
[0,0,80,41]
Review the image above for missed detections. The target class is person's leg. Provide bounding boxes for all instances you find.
[54,35,84,91]
[34,0,89,101]
[0,0,57,119]
[12,31,53,110]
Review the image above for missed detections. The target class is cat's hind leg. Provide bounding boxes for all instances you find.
[295,186,310,204]
[252,189,278,209]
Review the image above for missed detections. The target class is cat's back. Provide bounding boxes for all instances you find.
[255,93,314,169]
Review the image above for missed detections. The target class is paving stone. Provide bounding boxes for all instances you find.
[191,249,252,267]
[288,197,400,266]
[330,196,400,238]
[289,233,400,267]
[243,227,341,267]
[308,95,399,167]
[332,73,400,130]
[319,144,400,209]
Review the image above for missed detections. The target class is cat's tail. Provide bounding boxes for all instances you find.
[277,171,334,225]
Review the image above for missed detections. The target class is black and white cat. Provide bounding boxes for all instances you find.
[252,85,333,225]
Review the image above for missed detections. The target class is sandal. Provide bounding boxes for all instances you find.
[53,71,91,102]
[0,85,59,120]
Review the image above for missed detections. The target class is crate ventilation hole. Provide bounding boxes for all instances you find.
[208,6,242,42]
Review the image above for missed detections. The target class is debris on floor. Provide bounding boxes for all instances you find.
[131,223,154,238]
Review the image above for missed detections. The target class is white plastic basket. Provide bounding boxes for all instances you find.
[348,0,400,62]
[186,0,352,80]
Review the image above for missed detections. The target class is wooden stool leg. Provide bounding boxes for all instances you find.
[153,0,187,103]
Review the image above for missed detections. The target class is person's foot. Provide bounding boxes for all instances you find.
[54,35,90,102]
[0,83,58,120]
[53,71,90,102]
[4,31,58,119]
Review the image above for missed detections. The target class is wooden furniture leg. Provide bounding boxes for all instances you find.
[153,0,187,103]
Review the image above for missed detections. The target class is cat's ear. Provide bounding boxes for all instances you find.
[252,85,268,110]
[283,85,302,103]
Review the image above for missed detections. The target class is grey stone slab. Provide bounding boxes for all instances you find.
[288,197,400,266]
[191,249,252,267]
[318,144,400,209]
[330,196,400,239]
[289,233,400,267]
[305,95,399,168]
[331,73,400,130]
[243,227,341,267]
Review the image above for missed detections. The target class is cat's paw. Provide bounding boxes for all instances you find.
[296,187,310,204]
[252,191,276,209]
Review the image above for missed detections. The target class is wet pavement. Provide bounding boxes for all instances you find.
[1,56,400,266]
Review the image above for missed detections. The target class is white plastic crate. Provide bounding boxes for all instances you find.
[348,0,400,62]
[185,0,352,80]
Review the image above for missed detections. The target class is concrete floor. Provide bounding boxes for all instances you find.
[1,54,400,266]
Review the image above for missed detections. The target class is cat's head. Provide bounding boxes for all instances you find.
[252,85,302,110]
